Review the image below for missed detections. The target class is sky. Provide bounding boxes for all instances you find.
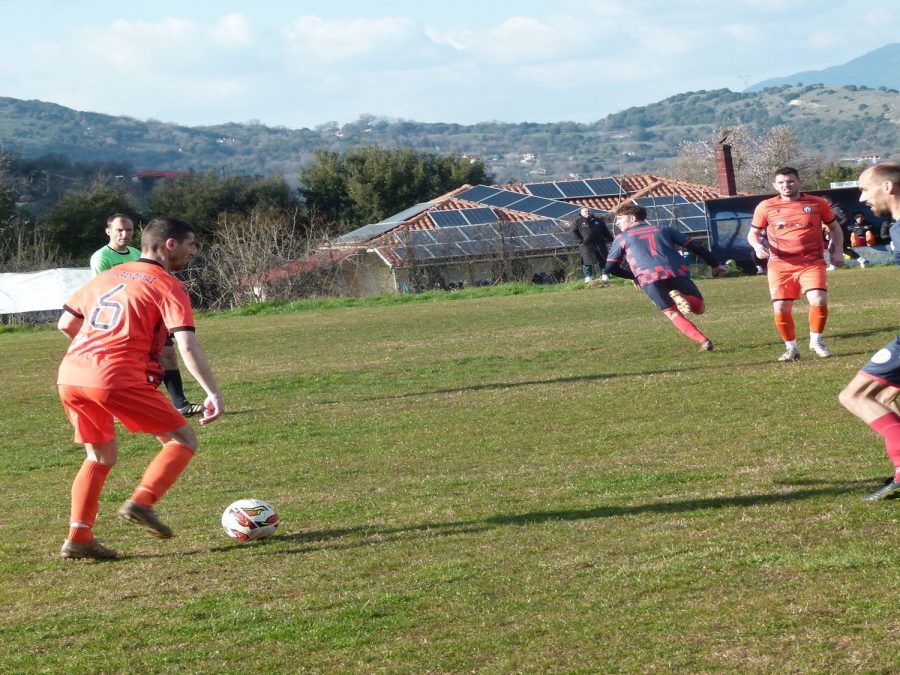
[2,0,899,130]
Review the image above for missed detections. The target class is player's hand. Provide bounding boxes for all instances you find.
[830,252,845,268]
[199,393,223,425]
[752,245,769,260]
[711,265,728,277]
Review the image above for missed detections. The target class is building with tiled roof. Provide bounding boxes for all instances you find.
[264,172,731,297]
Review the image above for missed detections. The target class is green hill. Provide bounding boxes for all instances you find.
[2,83,898,183]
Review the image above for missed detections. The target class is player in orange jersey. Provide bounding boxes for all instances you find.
[57,217,223,560]
[748,167,844,362]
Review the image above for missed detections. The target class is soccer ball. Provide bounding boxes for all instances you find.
[221,499,280,541]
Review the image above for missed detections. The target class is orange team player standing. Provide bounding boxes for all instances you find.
[57,217,223,560]
[748,166,844,362]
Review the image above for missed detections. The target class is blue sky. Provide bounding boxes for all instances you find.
[2,0,898,129]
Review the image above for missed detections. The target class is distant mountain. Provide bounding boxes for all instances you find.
[746,43,900,92]
[2,83,900,184]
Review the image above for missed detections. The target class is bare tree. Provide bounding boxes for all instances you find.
[182,207,348,310]
[0,216,71,273]
[676,124,814,193]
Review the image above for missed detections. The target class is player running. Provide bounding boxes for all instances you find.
[57,217,223,560]
[838,162,900,501]
[748,167,844,362]
[604,203,727,351]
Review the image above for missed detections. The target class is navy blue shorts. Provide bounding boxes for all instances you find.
[641,277,702,311]
[861,335,900,388]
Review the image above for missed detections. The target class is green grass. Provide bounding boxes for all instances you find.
[2,267,899,673]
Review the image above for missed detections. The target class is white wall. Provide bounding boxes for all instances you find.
[0,268,90,314]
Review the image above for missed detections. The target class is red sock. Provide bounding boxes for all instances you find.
[808,305,828,334]
[774,312,795,341]
[669,313,707,344]
[69,460,112,543]
[131,443,195,507]
[869,413,900,475]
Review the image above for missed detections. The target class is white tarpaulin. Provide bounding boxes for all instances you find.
[0,268,91,314]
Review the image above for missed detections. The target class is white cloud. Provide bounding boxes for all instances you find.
[281,16,419,63]
[209,13,255,47]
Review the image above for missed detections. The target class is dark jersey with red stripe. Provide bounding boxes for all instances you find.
[606,223,694,287]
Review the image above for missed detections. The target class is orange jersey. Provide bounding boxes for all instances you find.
[751,194,835,266]
[58,260,195,390]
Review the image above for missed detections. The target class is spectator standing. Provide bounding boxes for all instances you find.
[571,207,614,284]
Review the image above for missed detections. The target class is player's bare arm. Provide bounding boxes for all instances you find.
[58,310,83,339]
[824,220,845,267]
[172,330,223,425]
[747,227,769,259]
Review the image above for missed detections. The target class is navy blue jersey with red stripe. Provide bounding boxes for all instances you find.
[606,223,694,287]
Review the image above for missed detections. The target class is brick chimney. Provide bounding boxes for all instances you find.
[714,140,737,196]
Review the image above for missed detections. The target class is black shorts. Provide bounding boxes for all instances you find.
[641,277,702,311]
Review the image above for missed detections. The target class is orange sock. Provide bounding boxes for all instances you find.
[809,304,828,334]
[69,460,112,543]
[131,442,195,507]
[774,312,795,341]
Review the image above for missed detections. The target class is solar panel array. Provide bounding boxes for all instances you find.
[454,185,583,219]
[633,196,708,234]
[524,178,623,199]
[390,219,579,264]
[430,207,499,227]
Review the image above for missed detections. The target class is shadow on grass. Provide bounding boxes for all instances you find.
[319,352,869,403]
[270,481,869,555]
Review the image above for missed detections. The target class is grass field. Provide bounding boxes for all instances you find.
[2,268,899,673]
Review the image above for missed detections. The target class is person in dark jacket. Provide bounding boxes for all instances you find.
[571,207,614,283]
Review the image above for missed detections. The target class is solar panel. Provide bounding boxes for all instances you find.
[480,190,529,208]
[520,234,563,250]
[458,240,497,256]
[408,230,437,246]
[555,180,594,198]
[429,227,469,244]
[499,221,534,238]
[332,221,399,244]
[524,182,565,199]
[584,178,623,197]
[635,195,690,207]
[455,185,499,203]
[430,210,469,227]
[533,201,581,218]
[557,232,580,246]
[460,207,498,224]
[505,196,554,214]
[523,219,564,235]
[425,243,465,258]
[465,223,501,240]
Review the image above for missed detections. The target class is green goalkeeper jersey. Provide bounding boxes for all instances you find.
[90,245,140,276]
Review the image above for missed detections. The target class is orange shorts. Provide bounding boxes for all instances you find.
[58,384,186,444]
[767,261,828,301]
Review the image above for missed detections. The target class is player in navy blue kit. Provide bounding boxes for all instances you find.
[604,203,727,351]
[838,162,900,501]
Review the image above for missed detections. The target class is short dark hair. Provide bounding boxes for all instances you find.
[106,213,133,226]
[616,203,647,221]
[140,217,195,253]
[774,167,800,179]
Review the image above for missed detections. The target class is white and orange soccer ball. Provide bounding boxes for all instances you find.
[221,498,280,541]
